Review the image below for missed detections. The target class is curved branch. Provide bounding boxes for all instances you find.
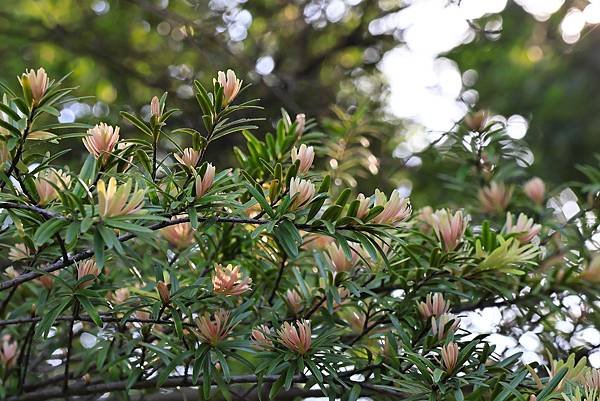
[9,372,405,401]
[0,214,370,291]
[0,313,196,328]
[0,202,65,220]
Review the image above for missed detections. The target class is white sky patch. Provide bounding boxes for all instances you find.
[373,0,578,155]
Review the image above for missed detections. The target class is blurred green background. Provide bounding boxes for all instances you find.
[1,0,598,202]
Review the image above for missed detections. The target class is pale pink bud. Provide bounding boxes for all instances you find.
[285,289,303,314]
[251,324,274,349]
[195,163,216,198]
[582,255,600,283]
[216,69,242,106]
[0,336,18,368]
[20,68,49,106]
[431,209,469,251]
[83,123,120,162]
[161,216,194,249]
[135,310,150,321]
[157,281,170,304]
[9,243,31,261]
[150,96,161,118]
[327,243,358,273]
[431,313,460,340]
[212,264,252,296]
[277,320,312,355]
[291,144,314,174]
[343,310,367,333]
[478,182,513,214]
[37,270,58,289]
[174,148,201,169]
[97,177,145,218]
[0,141,9,164]
[373,189,412,225]
[302,232,334,250]
[111,288,130,304]
[504,212,541,243]
[441,342,459,373]
[295,114,306,136]
[77,259,100,288]
[464,110,490,132]
[195,309,235,346]
[584,368,600,390]
[356,193,371,220]
[116,141,134,172]
[335,287,351,307]
[34,168,71,205]
[523,177,545,205]
[417,293,450,319]
[417,206,436,233]
[289,177,315,210]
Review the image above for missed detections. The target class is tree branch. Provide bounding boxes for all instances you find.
[0,214,370,292]
[8,371,405,401]
[0,202,65,220]
[0,313,196,328]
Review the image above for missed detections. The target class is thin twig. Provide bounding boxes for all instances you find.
[1,109,33,190]
[63,301,80,391]
[268,255,287,305]
[0,202,65,220]
[0,313,195,328]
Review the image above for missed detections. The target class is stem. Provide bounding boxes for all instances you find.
[0,202,65,220]
[18,317,37,394]
[1,109,34,190]
[138,304,167,377]
[268,255,287,305]
[304,296,326,319]
[8,370,404,401]
[63,301,80,391]
[152,129,158,181]
[16,311,36,394]
[0,313,194,328]
[0,286,17,317]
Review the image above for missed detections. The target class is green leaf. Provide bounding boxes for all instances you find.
[268,375,285,400]
[0,119,21,137]
[121,111,153,136]
[243,180,275,218]
[492,369,528,401]
[273,220,302,258]
[321,204,343,221]
[33,219,68,246]
[348,384,361,401]
[105,220,153,236]
[93,229,105,268]
[214,372,233,401]
[537,367,568,401]
[0,102,21,121]
[77,296,102,327]
[37,298,71,338]
[188,206,198,229]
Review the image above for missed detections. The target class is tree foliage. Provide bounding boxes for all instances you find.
[0,67,599,401]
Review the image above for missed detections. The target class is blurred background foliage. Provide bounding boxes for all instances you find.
[0,0,598,204]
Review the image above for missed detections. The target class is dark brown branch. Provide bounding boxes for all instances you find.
[268,254,287,305]
[8,371,405,401]
[63,301,80,391]
[1,110,33,190]
[0,313,195,328]
[0,202,65,220]
[453,290,551,313]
